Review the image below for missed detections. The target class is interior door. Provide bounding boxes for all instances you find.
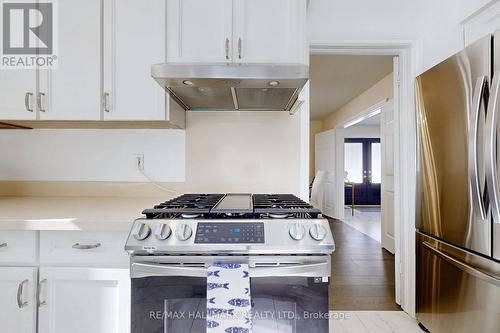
[0,267,37,333]
[38,267,130,333]
[166,0,233,63]
[381,98,396,253]
[38,0,101,120]
[232,0,305,64]
[315,129,336,218]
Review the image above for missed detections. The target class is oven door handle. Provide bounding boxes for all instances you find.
[131,262,330,278]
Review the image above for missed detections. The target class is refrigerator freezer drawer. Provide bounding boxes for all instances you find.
[416,232,500,333]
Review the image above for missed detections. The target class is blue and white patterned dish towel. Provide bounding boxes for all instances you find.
[206,263,252,333]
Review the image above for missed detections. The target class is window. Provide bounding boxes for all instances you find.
[344,142,363,183]
[371,142,381,183]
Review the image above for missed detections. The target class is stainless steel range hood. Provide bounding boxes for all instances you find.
[151,63,308,111]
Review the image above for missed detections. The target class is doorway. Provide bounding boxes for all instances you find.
[309,54,400,312]
[309,41,418,316]
[342,110,383,243]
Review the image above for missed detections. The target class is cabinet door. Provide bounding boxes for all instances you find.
[0,267,37,333]
[38,0,101,120]
[233,0,307,64]
[103,0,166,120]
[166,0,233,63]
[38,267,130,333]
[0,70,37,120]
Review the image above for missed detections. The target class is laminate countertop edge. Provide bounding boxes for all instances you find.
[0,196,165,231]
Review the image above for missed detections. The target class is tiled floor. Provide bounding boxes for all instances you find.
[342,207,381,242]
[328,218,399,311]
[329,311,423,333]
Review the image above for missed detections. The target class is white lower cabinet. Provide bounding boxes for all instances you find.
[0,231,131,333]
[0,267,37,333]
[38,267,130,333]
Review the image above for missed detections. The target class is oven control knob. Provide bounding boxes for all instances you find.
[175,224,192,241]
[289,222,305,240]
[132,223,151,241]
[309,224,327,241]
[155,223,171,240]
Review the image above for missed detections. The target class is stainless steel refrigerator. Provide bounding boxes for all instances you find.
[416,32,500,333]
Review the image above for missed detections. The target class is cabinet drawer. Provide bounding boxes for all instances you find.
[0,231,37,264]
[40,231,128,266]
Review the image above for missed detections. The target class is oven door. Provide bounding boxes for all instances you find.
[130,255,330,333]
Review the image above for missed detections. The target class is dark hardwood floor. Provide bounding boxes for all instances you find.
[328,218,401,311]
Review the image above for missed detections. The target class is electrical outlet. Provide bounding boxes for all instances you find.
[134,154,144,171]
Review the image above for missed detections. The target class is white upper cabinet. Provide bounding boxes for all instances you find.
[38,267,130,333]
[103,0,169,121]
[166,0,233,63]
[166,0,307,65]
[232,0,307,64]
[0,71,37,120]
[38,0,101,120]
[0,267,37,333]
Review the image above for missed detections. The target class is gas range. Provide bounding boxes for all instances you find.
[125,193,335,255]
[126,194,335,333]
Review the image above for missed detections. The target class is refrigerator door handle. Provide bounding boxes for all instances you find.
[486,71,500,224]
[423,241,500,287]
[470,75,488,220]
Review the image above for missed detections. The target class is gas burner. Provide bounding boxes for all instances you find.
[181,213,202,219]
[269,213,290,219]
[142,193,321,219]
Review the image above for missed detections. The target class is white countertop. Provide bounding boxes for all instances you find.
[0,196,165,231]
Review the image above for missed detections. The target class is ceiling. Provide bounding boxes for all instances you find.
[310,55,393,120]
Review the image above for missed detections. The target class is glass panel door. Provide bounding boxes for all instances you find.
[344,138,381,205]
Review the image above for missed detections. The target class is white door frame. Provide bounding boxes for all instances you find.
[310,40,421,317]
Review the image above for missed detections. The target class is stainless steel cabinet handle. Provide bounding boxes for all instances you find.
[37,92,46,112]
[225,38,230,60]
[37,279,47,307]
[238,37,242,59]
[0,242,7,248]
[486,71,500,225]
[17,279,28,309]
[131,261,329,278]
[103,92,110,112]
[423,241,500,287]
[24,92,33,112]
[72,242,101,250]
[468,76,488,220]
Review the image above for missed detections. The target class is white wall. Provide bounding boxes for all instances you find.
[0,111,302,194]
[344,125,380,138]
[307,0,493,72]
[183,111,301,194]
[0,129,185,182]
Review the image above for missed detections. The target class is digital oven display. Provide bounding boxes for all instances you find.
[194,222,264,243]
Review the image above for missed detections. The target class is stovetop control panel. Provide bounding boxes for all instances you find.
[195,222,264,243]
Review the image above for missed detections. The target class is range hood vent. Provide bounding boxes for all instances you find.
[151,63,308,111]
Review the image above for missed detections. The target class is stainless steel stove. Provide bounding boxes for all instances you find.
[125,193,335,333]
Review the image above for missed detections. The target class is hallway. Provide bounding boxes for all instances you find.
[328,218,399,311]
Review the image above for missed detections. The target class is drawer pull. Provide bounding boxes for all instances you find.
[37,279,47,307]
[72,242,101,250]
[17,279,28,308]
[0,242,7,248]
